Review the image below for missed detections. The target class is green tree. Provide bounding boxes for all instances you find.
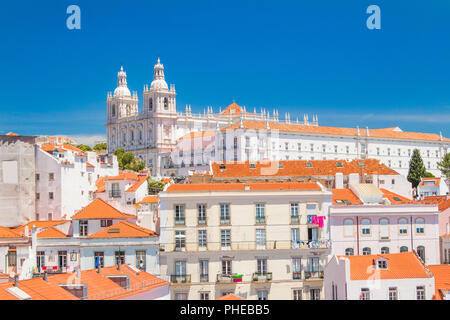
[438,153,450,177]
[113,148,145,172]
[148,179,165,195]
[93,142,107,152]
[423,172,435,178]
[407,149,426,189]
[76,144,92,152]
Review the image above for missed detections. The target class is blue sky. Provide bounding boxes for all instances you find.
[0,0,449,142]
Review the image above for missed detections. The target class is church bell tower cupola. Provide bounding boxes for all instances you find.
[107,66,138,120]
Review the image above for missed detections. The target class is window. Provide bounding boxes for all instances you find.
[175,205,185,225]
[291,228,300,247]
[49,192,54,200]
[221,229,231,248]
[399,218,408,234]
[255,203,265,223]
[416,218,425,234]
[115,251,126,265]
[200,292,209,300]
[380,247,389,254]
[298,143,301,151]
[175,260,186,276]
[79,220,88,236]
[245,137,250,148]
[345,248,354,256]
[175,231,186,250]
[49,173,54,181]
[376,147,380,155]
[148,99,152,111]
[389,287,398,300]
[344,219,354,236]
[377,259,388,269]
[360,288,370,300]
[310,288,321,300]
[198,230,207,248]
[290,203,299,222]
[7,250,17,267]
[334,145,338,153]
[306,204,316,215]
[346,146,349,154]
[285,142,289,150]
[257,258,267,275]
[257,290,268,300]
[222,259,232,275]
[400,246,408,253]
[94,251,104,267]
[416,286,425,300]
[164,97,169,110]
[310,143,314,151]
[417,246,425,261]
[197,204,206,224]
[220,204,230,224]
[199,260,209,282]
[379,218,389,239]
[36,251,44,271]
[293,289,302,300]
[100,220,112,227]
[362,247,371,255]
[292,258,301,279]
[361,219,371,235]
[47,213,53,221]
[58,251,67,269]
[322,144,326,152]
[308,227,318,241]
[36,173,40,181]
[387,148,391,156]
[256,229,266,248]
[175,293,188,300]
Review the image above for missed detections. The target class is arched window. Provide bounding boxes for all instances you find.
[361,219,371,235]
[139,129,142,141]
[130,129,134,142]
[149,98,153,111]
[164,97,169,110]
[381,247,389,254]
[417,246,425,261]
[362,247,371,255]
[416,218,425,234]
[111,104,116,117]
[345,248,354,256]
[398,218,408,234]
[344,219,354,237]
[379,218,390,239]
[400,246,408,253]
[126,104,131,115]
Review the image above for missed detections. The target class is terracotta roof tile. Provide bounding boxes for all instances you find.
[332,189,363,205]
[0,227,27,239]
[380,188,413,204]
[138,196,158,204]
[166,182,321,192]
[37,226,67,239]
[13,220,69,234]
[126,175,148,192]
[340,252,432,280]
[216,293,244,300]
[87,221,157,239]
[219,103,253,116]
[211,159,399,179]
[428,265,450,300]
[71,198,129,220]
[420,177,441,187]
[221,120,449,142]
[0,278,77,300]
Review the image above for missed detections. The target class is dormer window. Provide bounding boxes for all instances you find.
[101,219,113,227]
[249,163,256,169]
[336,162,343,167]
[306,162,312,168]
[358,161,365,167]
[278,163,283,168]
[219,164,226,170]
[377,259,388,269]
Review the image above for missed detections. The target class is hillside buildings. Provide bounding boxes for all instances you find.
[105,60,450,178]
[158,182,332,300]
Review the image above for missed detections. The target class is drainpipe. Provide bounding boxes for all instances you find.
[356,216,360,255]
[410,216,414,251]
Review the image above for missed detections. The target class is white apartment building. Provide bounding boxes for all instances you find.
[35,143,119,221]
[105,60,449,178]
[94,171,149,215]
[159,182,332,300]
[324,252,435,300]
[417,177,449,198]
[330,184,441,265]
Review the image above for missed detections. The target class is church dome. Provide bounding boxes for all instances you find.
[150,79,168,91]
[114,86,131,97]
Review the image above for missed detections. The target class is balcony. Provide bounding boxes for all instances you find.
[304,271,324,280]
[255,217,266,224]
[292,271,302,280]
[216,273,237,284]
[109,190,121,198]
[200,274,209,282]
[252,272,272,282]
[174,219,185,226]
[170,274,191,284]
[290,216,300,224]
[291,240,331,250]
[220,219,230,225]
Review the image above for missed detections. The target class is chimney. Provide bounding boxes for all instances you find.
[118,259,121,271]
[97,264,101,274]
[348,173,360,186]
[335,173,344,189]
[43,271,48,282]
[14,275,19,287]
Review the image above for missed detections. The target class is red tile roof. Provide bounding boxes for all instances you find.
[219,103,253,116]
[380,188,413,204]
[428,265,450,300]
[87,221,157,239]
[104,171,139,181]
[0,227,27,239]
[37,226,67,239]
[340,252,432,280]
[222,120,450,142]
[138,196,158,204]
[126,175,148,192]
[13,220,69,234]
[62,143,83,152]
[71,198,130,220]
[6,132,18,136]
[216,293,244,300]
[332,189,363,205]
[166,182,321,192]
[0,278,78,300]
[211,159,399,179]
[95,176,107,193]
[420,177,441,187]
[86,162,95,168]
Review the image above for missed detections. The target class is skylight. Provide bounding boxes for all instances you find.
[306,162,312,167]
[336,162,343,167]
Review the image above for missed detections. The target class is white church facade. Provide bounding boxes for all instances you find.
[106,59,450,178]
